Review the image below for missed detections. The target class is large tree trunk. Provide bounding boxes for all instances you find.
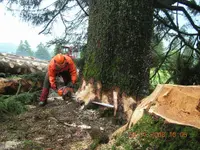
[85,0,154,100]
[0,53,48,75]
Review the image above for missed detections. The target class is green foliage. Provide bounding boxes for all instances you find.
[150,68,172,89]
[7,72,45,81]
[6,0,89,44]
[18,72,45,81]
[150,38,200,88]
[22,140,44,150]
[73,58,83,69]
[74,44,87,75]
[151,41,165,68]
[16,40,34,56]
[7,72,45,93]
[163,45,200,85]
[89,139,100,150]
[112,113,200,150]
[35,42,51,60]
[150,40,175,90]
[53,43,62,56]
[0,91,39,119]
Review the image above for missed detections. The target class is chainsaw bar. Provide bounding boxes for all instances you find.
[91,101,114,108]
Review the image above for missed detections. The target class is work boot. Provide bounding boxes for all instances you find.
[38,101,47,107]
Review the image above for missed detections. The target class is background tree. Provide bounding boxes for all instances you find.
[24,40,34,56]
[152,0,200,85]
[35,43,51,60]
[6,0,89,47]
[16,40,24,56]
[53,43,63,56]
[150,40,171,89]
[151,40,165,68]
[5,0,199,51]
[16,40,34,56]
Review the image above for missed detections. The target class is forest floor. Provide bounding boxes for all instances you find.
[0,93,121,150]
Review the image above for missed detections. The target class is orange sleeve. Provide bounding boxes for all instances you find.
[67,56,77,84]
[48,59,56,88]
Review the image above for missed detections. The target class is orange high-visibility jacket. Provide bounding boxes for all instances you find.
[48,55,77,89]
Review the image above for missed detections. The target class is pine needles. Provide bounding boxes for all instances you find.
[0,91,39,119]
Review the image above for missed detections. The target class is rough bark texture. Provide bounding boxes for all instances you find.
[84,0,154,99]
[0,53,48,75]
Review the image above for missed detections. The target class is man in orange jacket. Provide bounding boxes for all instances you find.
[39,53,77,106]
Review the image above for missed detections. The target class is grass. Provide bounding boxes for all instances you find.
[20,140,44,150]
[150,68,172,90]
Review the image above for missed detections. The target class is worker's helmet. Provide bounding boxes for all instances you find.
[54,53,66,67]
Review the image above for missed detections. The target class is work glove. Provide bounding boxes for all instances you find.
[58,86,73,97]
[57,88,64,96]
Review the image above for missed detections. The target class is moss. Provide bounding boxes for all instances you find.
[84,0,154,98]
[112,113,200,149]
[20,140,44,150]
[89,139,101,150]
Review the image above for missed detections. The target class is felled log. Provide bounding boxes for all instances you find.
[0,53,48,75]
[112,84,200,138]
[0,77,43,95]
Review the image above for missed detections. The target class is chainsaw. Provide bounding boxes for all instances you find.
[57,86,74,100]
[58,86,114,108]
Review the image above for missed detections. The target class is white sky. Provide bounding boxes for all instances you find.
[0,3,53,50]
[0,1,198,51]
[0,1,83,51]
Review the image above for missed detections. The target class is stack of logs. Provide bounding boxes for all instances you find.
[0,53,48,95]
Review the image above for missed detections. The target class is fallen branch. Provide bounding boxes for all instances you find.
[50,116,92,130]
[63,122,91,129]
[15,81,22,95]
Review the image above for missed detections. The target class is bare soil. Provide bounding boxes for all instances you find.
[0,96,121,150]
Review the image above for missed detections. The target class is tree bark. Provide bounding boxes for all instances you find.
[0,53,48,75]
[85,0,154,100]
